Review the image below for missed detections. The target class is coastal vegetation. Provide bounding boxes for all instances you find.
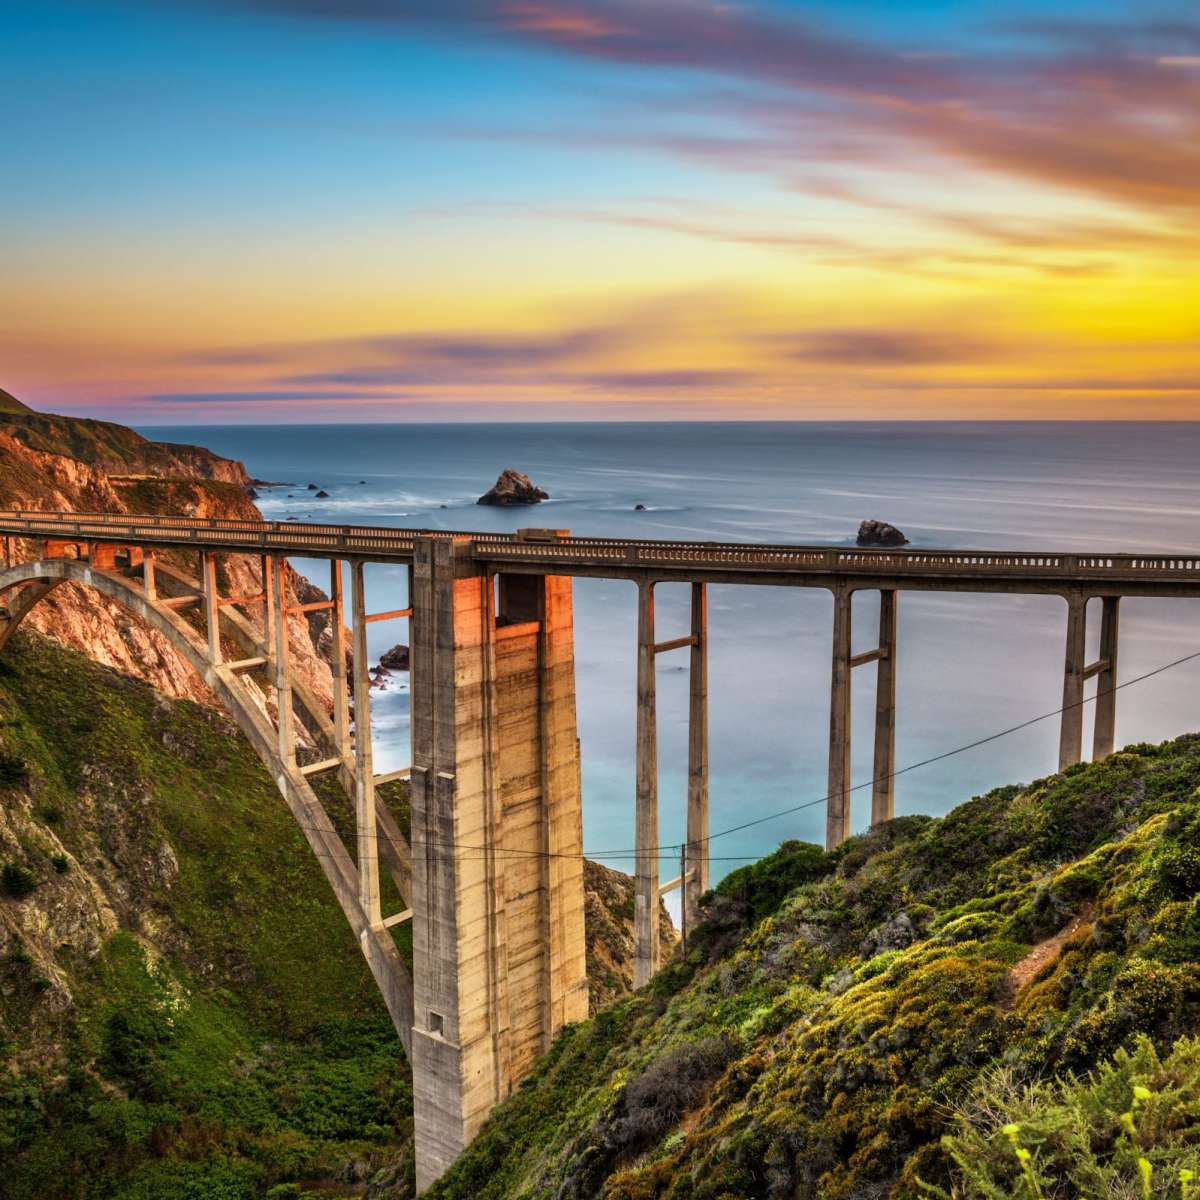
[0,633,661,1199]
[0,632,410,1199]
[420,736,1200,1199]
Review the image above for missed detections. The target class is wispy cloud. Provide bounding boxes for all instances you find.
[205,1,1200,213]
[784,328,998,367]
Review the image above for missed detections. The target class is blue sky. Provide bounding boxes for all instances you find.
[2,0,1197,422]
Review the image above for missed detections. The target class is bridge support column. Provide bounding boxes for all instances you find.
[634,578,659,988]
[684,581,708,932]
[410,538,586,1192]
[1058,591,1087,771]
[329,561,351,766]
[1092,596,1120,760]
[143,549,156,602]
[827,586,853,849]
[260,555,275,658]
[871,590,898,826]
[270,556,294,766]
[201,552,221,664]
[351,561,381,927]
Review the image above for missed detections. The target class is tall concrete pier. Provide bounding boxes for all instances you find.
[3,509,1198,1189]
[408,537,587,1187]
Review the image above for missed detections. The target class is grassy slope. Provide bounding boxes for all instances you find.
[0,634,410,1200]
[0,386,243,481]
[0,388,30,416]
[426,739,1200,1200]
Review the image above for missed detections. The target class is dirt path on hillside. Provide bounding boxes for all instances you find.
[1000,905,1094,1010]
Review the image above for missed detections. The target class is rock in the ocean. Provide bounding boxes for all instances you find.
[379,643,409,671]
[634,503,647,511]
[477,469,549,506]
[315,489,330,498]
[307,483,319,490]
[857,519,909,547]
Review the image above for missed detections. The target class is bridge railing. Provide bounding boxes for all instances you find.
[3,509,1200,580]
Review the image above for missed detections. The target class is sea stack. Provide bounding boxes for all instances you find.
[857,519,909,547]
[477,469,549,506]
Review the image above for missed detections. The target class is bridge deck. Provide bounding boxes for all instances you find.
[3,507,1200,594]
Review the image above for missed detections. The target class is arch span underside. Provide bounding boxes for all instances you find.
[0,557,414,1057]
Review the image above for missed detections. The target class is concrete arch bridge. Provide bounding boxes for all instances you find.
[2,509,1199,1189]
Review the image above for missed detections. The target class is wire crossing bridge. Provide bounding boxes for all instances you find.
[2,508,1199,1188]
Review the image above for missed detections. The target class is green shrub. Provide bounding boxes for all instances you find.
[1159,845,1200,901]
[50,854,68,875]
[712,840,831,923]
[1,862,37,898]
[0,751,28,787]
[99,1006,175,1099]
[923,1035,1200,1199]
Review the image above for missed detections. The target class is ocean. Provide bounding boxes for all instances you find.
[138,421,1200,887]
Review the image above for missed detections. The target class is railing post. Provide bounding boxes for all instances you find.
[329,560,351,766]
[1093,596,1120,761]
[634,577,658,988]
[684,581,708,932]
[271,556,294,766]
[351,561,381,926]
[201,551,221,664]
[826,585,853,849]
[1058,591,1087,771]
[871,589,897,826]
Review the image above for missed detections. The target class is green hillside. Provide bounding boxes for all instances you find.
[421,737,1200,1200]
[0,387,31,415]
[0,633,413,1200]
[0,386,246,483]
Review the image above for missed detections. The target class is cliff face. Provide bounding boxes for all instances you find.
[0,418,331,714]
[0,634,671,1199]
[0,634,406,1197]
[0,409,249,486]
[583,860,679,1012]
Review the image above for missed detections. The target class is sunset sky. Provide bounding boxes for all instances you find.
[3,0,1198,423]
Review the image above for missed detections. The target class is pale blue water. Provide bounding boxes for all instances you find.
[139,422,1200,887]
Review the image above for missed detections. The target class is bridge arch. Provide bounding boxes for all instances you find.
[0,555,414,1055]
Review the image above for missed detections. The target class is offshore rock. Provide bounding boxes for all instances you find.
[857,518,909,547]
[477,468,549,506]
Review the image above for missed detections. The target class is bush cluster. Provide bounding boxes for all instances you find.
[1,862,37,899]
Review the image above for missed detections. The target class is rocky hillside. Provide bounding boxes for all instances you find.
[0,391,676,1199]
[422,737,1200,1200]
[0,405,249,485]
[0,389,30,416]
[0,394,330,713]
[0,632,670,1200]
[584,861,679,1012]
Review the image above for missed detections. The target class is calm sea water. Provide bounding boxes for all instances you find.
[139,422,1200,887]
